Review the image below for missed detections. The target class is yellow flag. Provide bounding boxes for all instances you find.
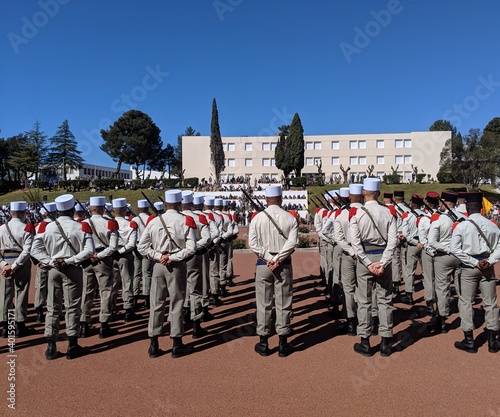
[482,197,493,215]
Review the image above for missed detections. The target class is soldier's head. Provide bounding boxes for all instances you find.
[214,198,224,211]
[192,194,204,211]
[165,190,182,211]
[457,192,467,207]
[55,194,75,217]
[440,192,458,211]
[137,199,150,214]
[222,200,229,212]
[153,201,164,215]
[265,185,282,207]
[349,184,364,204]
[393,190,404,203]
[425,192,439,210]
[204,196,215,211]
[410,194,424,209]
[74,203,86,219]
[89,196,106,215]
[112,198,127,217]
[10,201,27,221]
[40,202,57,219]
[383,192,393,205]
[362,178,381,201]
[181,191,194,211]
[465,192,483,214]
[339,187,350,206]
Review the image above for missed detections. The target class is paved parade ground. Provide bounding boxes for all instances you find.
[1,250,500,417]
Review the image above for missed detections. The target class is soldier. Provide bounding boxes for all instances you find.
[34,202,58,324]
[450,192,500,353]
[417,192,439,316]
[334,184,364,335]
[203,196,223,306]
[223,199,238,286]
[427,191,464,334]
[153,201,164,214]
[137,189,197,358]
[0,201,35,338]
[249,185,299,357]
[350,178,397,357]
[181,190,211,337]
[80,196,119,338]
[314,196,328,285]
[111,198,139,322]
[399,194,424,305]
[214,198,233,297]
[74,203,86,222]
[132,199,154,310]
[392,190,408,295]
[31,194,94,360]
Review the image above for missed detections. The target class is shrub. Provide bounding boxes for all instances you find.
[292,176,307,188]
[383,174,402,184]
[416,173,426,183]
[184,177,199,188]
[297,235,310,248]
[131,178,157,189]
[232,238,246,249]
[34,180,49,189]
[298,226,309,233]
[163,178,180,188]
[93,178,125,190]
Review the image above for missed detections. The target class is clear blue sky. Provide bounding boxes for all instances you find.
[1,0,499,167]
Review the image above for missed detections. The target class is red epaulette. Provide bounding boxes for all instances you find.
[402,212,409,220]
[348,207,358,221]
[76,217,84,223]
[461,212,469,218]
[218,213,224,221]
[452,221,459,232]
[335,209,342,218]
[491,219,498,227]
[24,223,36,234]
[128,215,133,221]
[185,215,196,229]
[81,222,92,234]
[108,219,119,231]
[288,210,298,219]
[430,213,440,223]
[129,221,138,229]
[146,214,156,226]
[38,221,48,234]
[322,210,328,218]
[388,205,397,218]
[198,214,208,225]
[251,211,259,221]
[207,213,215,222]
[315,208,321,214]
[227,213,233,221]
[416,217,422,227]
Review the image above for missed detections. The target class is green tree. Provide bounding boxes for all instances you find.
[150,143,177,179]
[210,99,225,182]
[288,113,305,176]
[480,117,500,184]
[274,125,293,177]
[101,110,162,179]
[431,119,463,183]
[47,120,83,180]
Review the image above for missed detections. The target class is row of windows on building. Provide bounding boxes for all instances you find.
[227,155,412,167]
[222,139,412,152]
[82,167,131,179]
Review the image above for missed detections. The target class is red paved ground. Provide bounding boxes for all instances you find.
[1,250,500,417]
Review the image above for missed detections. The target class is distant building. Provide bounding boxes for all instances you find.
[182,131,450,183]
[38,163,132,181]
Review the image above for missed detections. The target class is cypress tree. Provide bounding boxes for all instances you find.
[210,98,225,182]
[288,113,304,176]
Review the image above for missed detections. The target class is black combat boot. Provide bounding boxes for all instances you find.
[487,330,500,353]
[171,337,194,358]
[202,306,214,322]
[210,294,223,307]
[425,300,435,316]
[36,307,44,323]
[227,276,235,287]
[15,322,33,338]
[454,331,477,353]
[347,317,357,336]
[133,295,140,311]
[439,316,448,334]
[192,320,208,339]
[1,322,8,338]
[400,292,414,305]
[66,336,89,360]
[219,284,229,297]
[79,322,90,338]
[392,282,400,296]
[371,316,379,336]
[380,337,393,357]
[125,308,139,322]
[99,322,116,339]
[183,307,192,324]
[254,336,270,357]
[354,337,372,357]
[278,335,293,357]
[45,337,58,360]
[143,295,150,310]
[148,336,159,358]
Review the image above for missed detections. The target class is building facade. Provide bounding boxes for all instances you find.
[182,131,450,183]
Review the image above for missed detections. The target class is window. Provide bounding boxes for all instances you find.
[395,139,403,148]
[262,143,270,151]
[358,140,366,149]
[271,173,279,180]
[349,141,358,149]
[395,155,403,164]
[404,155,412,164]
[331,141,339,149]
[227,143,235,151]
[314,142,321,150]
[376,172,384,179]
[271,142,277,151]
[306,142,313,150]
[376,156,385,164]
[314,157,321,165]
[262,158,270,167]
[404,139,412,148]
[223,143,228,151]
[227,158,235,167]
[245,158,252,167]
[359,156,366,165]
[306,157,314,166]
[271,158,275,167]
[245,143,252,151]
[350,156,358,165]
[331,157,339,165]
[376,140,384,149]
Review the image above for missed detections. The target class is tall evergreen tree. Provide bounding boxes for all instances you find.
[480,117,500,183]
[26,120,47,180]
[47,120,83,180]
[210,99,225,182]
[274,125,293,177]
[288,113,305,176]
[432,119,463,183]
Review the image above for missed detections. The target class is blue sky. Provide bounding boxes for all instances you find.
[1,0,499,167]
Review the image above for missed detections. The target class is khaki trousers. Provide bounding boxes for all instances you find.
[219,241,229,286]
[227,241,234,278]
[355,254,393,338]
[81,257,114,323]
[432,253,460,317]
[458,266,499,332]
[34,266,48,309]
[133,251,154,296]
[0,261,31,322]
[208,246,220,294]
[200,251,210,308]
[255,261,293,337]
[340,253,357,319]
[421,251,435,302]
[183,254,203,321]
[113,252,135,310]
[45,265,83,338]
[403,245,422,293]
[148,261,187,338]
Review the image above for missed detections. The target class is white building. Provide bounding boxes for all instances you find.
[182,131,450,183]
[61,163,132,180]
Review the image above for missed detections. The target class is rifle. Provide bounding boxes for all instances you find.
[313,196,331,211]
[402,200,422,219]
[141,191,160,216]
[240,187,265,212]
[422,201,435,214]
[323,189,343,209]
[390,198,406,217]
[438,197,463,223]
[75,198,91,219]
[333,191,351,210]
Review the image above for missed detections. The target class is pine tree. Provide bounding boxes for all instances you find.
[288,113,305,176]
[210,99,225,182]
[47,120,84,180]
